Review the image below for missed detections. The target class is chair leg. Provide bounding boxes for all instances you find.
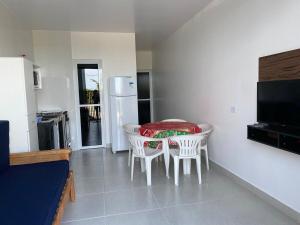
[128,148,131,167]
[163,139,170,178]
[163,152,170,178]
[196,155,202,184]
[145,158,152,186]
[204,145,209,170]
[140,158,146,172]
[174,157,179,186]
[131,154,135,181]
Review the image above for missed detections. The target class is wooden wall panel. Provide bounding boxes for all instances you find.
[259,48,300,81]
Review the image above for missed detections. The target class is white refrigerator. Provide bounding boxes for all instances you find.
[109,76,139,153]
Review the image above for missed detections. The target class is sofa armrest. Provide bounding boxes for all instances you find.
[10,149,71,166]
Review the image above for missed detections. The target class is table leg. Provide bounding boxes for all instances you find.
[163,139,170,178]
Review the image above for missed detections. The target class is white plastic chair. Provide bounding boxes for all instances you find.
[169,134,205,185]
[123,124,141,167]
[128,134,164,186]
[197,123,213,170]
[161,119,187,122]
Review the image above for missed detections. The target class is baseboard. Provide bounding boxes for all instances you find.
[210,160,300,223]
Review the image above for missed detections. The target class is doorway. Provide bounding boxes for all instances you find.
[137,71,152,124]
[74,62,104,149]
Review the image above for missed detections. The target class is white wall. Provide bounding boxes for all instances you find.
[33,31,73,112]
[32,31,137,149]
[71,32,137,146]
[153,0,300,213]
[32,30,76,149]
[0,2,33,60]
[136,50,152,71]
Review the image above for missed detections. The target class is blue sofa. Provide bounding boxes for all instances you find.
[0,121,75,225]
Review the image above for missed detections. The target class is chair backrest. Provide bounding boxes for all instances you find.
[169,134,204,157]
[123,124,141,134]
[161,119,187,122]
[128,134,161,157]
[198,123,213,135]
[128,134,147,157]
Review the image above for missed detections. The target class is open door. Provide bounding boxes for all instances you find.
[74,62,104,149]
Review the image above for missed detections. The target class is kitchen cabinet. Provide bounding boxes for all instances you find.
[0,57,38,153]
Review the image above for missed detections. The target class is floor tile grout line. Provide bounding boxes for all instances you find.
[64,207,164,223]
[159,197,221,211]
[63,208,168,224]
[67,149,299,225]
[62,215,106,223]
[102,161,112,192]
[72,149,224,208]
[149,183,230,224]
[74,176,103,180]
[150,188,174,225]
[105,185,152,194]
[74,185,229,210]
[77,192,105,197]
[72,166,167,193]
[103,186,161,216]
[102,152,107,218]
[63,197,222,224]
[103,191,107,217]
[104,207,161,218]
[74,176,105,181]
[69,149,173,222]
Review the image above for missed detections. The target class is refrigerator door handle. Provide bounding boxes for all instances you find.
[117,99,121,127]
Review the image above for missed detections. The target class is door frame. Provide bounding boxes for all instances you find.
[73,59,105,150]
[137,70,154,122]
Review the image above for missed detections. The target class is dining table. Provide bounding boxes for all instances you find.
[139,121,202,177]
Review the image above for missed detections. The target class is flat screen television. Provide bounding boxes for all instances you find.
[257,79,300,128]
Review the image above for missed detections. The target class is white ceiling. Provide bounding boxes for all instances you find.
[1,0,211,50]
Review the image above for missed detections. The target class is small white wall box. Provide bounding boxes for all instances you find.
[33,66,42,89]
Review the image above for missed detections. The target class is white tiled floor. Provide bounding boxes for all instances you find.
[62,148,299,225]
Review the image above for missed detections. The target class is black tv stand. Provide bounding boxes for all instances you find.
[247,124,300,155]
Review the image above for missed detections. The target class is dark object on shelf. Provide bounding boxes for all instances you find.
[247,124,300,155]
[37,111,71,150]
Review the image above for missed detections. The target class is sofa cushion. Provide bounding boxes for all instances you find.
[0,160,69,225]
[0,121,9,172]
